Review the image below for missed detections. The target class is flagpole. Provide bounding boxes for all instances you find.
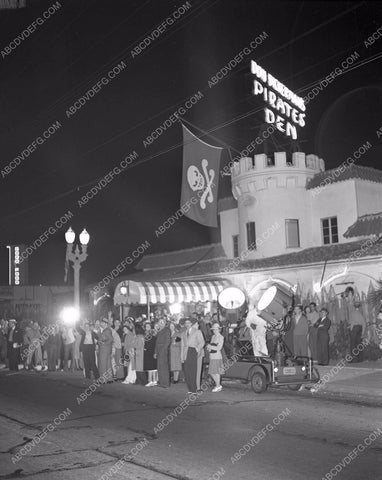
[179,117,242,156]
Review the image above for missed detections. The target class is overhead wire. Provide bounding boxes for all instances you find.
[1,1,379,221]
[3,43,382,224]
[0,0,97,88]
[6,0,215,137]
[0,0,212,142]
[1,49,382,221]
[3,44,382,224]
[44,2,371,161]
[0,0,365,158]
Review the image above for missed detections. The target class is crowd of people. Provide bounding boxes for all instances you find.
[236,290,368,366]
[0,289,369,389]
[286,303,332,365]
[0,310,226,394]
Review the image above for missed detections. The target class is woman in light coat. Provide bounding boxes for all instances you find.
[169,322,182,383]
[133,324,146,385]
[206,323,224,393]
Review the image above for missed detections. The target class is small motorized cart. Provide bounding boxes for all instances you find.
[223,339,320,393]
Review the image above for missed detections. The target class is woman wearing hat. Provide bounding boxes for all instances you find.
[206,323,224,393]
[143,322,158,386]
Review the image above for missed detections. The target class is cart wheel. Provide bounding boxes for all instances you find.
[287,384,302,391]
[250,371,267,394]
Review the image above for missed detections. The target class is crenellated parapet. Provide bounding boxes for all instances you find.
[231,152,324,199]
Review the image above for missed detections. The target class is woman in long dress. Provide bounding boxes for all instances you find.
[97,318,113,382]
[169,322,182,383]
[143,322,157,386]
[122,322,136,384]
[112,320,124,381]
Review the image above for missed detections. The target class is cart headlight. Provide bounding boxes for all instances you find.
[301,366,306,371]
[274,367,278,373]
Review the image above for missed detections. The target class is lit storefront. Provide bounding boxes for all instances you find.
[114,278,230,319]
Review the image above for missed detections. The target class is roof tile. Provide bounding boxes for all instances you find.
[307,164,382,190]
[344,212,382,238]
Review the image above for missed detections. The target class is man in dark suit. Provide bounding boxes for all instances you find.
[79,322,99,380]
[7,319,22,371]
[181,319,205,393]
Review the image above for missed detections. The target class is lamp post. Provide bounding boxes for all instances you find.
[65,227,90,311]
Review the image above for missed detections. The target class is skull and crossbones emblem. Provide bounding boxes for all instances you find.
[187,159,215,209]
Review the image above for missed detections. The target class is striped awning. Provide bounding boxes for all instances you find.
[114,280,229,305]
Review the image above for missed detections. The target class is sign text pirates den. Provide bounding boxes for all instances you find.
[251,60,306,140]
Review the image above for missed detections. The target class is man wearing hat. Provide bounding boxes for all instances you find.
[181,318,205,394]
[7,319,22,371]
[315,307,331,365]
[154,318,171,388]
[98,318,113,381]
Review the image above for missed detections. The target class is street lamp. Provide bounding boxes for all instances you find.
[65,227,90,311]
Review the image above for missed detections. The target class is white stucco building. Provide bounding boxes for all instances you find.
[220,151,382,260]
[217,151,382,303]
[101,151,382,306]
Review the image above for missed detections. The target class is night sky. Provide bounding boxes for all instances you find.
[0,0,381,288]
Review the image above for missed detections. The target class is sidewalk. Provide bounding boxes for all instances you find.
[311,359,382,401]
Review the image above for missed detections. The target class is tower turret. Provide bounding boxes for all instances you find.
[231,151,324,257]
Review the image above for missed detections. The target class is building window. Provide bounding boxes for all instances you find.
[285,219,300,248]
[321,216,339,244]
[232,235,239,257]
[246,222,256,249]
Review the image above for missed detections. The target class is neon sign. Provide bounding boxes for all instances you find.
[7,244,28,286]
[14,246,20,285]
[251,60,306,140]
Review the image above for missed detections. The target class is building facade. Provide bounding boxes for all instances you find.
[220,151,382,261]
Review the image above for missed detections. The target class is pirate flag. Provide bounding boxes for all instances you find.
[180,124,223,227]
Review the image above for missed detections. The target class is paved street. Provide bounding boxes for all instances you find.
[0,370,381,480]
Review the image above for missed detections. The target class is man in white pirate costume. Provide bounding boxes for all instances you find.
[245,302,269,357]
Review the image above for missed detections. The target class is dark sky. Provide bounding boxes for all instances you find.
[0,0,381,288]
